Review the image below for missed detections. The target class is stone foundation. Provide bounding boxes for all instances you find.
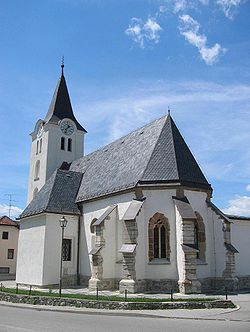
[89,278,120,291]
[238,276,250,290]
[199,277,239,292]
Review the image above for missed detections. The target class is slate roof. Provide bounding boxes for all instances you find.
[19,169,82,219]
[0,216,19,227]
[70,115,211,202]
[44,72,86,132]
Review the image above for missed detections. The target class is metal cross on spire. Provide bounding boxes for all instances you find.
[61,56,64,75]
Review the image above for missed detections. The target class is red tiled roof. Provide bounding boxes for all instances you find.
[0,216,19,227]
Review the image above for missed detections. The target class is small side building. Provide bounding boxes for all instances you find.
[0,216,19,280]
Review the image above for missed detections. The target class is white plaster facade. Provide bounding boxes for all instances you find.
[16,69,250,293]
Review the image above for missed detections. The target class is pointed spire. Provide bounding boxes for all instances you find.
[44,65,86,132]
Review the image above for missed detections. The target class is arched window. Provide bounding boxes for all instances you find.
[194,212,206,261]
[61,137,65,150]
[39,139,42,153]
[33,187,38,198]
[148,213,170,261]
[34,160,40,180]
[36,140,39,155]
[68,138,72,152]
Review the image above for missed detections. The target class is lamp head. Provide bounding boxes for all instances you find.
[59,216,68,228]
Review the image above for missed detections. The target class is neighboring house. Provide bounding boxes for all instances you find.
[16,66,250,293]
[0,216,19,279]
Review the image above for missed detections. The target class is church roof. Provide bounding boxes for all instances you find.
[70,114,211,202]
[44,71,86,132]
[19,169,82,219]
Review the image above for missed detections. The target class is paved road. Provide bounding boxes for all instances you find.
[0,304,249,332]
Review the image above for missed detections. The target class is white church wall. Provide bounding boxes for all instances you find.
[101,209,118,279]
[16,215,46,285]
[80,192,135,279]
[232,219,250,276]
[185,190,226,278]
[45,123,84,181]
[43,214,78,285]
[27,129,49,204]
[136,189,178,280]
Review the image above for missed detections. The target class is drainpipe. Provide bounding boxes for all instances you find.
[76,214,81,285]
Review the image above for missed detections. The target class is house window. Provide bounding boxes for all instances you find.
[68,138,72,152]
[39,139,42,153]
[194,211,206,261]
[34,160,40,180]
[62,239,72,261]
[0,267,10,274]
[148,213,170,261]
[61,137,65,150]
[2,231,9,240]
[8,249,14,259]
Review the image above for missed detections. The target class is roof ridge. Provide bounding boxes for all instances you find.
[139,115,168,182]
[168,116,180,180]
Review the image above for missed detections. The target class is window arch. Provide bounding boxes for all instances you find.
[61,137,65,150]
[36,140,39,155]
[148,212,170,261]
[194,211,206,261]
[33,187,38,198]
[39,139,42,153]
[68,138,72,152]
[34,160,40,180]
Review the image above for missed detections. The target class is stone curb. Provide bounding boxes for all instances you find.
[0,292,236,311]
[0,301,241,321]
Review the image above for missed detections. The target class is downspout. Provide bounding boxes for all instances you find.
[76,214,81,285]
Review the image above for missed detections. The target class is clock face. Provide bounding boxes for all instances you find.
[37,124,44,138]
[60,120,75,136]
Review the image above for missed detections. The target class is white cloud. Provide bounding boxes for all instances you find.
[173,0,188,13]
[125,17,162,48]
[0,204,23,219]
[179,14,226,65]
[223,195,250,216]
[246,184,250,192]
[216,0,242,19]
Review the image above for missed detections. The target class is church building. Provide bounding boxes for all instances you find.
[16,66,250,293]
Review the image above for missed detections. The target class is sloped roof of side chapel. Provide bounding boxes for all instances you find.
[44,67,86,132]
[70,114,211,202]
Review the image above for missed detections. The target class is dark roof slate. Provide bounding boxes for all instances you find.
[44,73,86,132]
[71,115,211,202]
[19,169,82,219]
[141,116,209,186]
[70,116,167,202]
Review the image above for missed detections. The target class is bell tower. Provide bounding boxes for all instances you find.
[27,64,86,204]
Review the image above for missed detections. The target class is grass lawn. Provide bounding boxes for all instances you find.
[0,287,219,303]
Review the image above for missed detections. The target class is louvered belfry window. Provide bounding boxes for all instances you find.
[62,239,72,261]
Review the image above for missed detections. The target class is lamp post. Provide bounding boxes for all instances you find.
[59,216,68,297]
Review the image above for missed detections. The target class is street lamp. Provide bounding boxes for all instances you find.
[59,216,68,297]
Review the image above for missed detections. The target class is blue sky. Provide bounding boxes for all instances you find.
[0,0,250,218]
